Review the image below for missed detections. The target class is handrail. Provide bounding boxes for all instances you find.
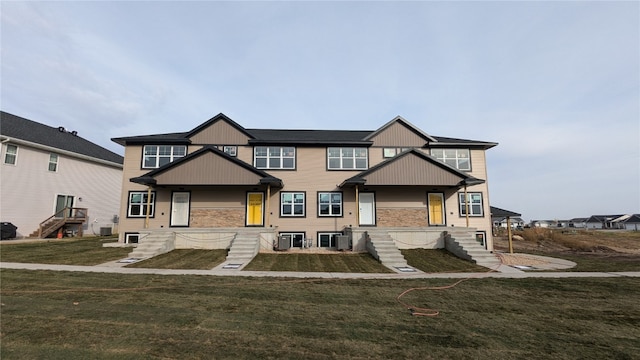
[38,207,88,238]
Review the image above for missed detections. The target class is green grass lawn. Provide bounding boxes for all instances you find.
[126,249,228,270]
[1,269,638,359]
[243,252,394,272]
[0,237,130,265]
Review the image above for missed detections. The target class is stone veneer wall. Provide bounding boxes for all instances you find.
[377,208,428,227]
[190,209,245,227]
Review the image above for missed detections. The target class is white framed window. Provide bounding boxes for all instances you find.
[254,146,295,169]
[318,192,342,217]
[125,233,140,244]
[430,149,471,171]
[223,146,237,157]
[279,232,305,248]
[327,147,367,170]
[281,192,305,217]
[142,145,187,169]
[318,232,342,248]
[3,144,17,165]
[382,147,411,158]
[48,153,59,172]
[459,192,484,217]
[128,191,156,217]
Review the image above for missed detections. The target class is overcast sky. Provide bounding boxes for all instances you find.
[2,1,638,221]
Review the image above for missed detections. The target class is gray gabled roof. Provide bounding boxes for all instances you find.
[490,206,522,218]
[111,113,497,149]
[1,111,123,165]
[623,214,640,223]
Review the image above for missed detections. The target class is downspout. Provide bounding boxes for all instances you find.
[145,186,152,229]
[266,184,271,227]
[464,185,469,227]
[355,185,360,226]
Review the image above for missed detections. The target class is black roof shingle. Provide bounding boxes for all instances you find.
[1,111,124,165]
[111,113,497,149]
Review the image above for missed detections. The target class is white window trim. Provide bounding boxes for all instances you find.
[48,153,59,172]
[3,144,18,165]
[125,233,140,244]
[327,147,368,170]
[458,192,484,217]
[254,146,296,169]
[142,145,187,169]
[128,191,156,217]
[279,232,306,248]
[223,145,237,157]
[280,192,305,217]
[431,148,471,171]
[317,232,342,248]
[318,192,343,217]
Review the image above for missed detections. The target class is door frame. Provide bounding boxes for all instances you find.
[246,192,265,226]
[427,192,446,226]
[358,192,376,226]
[55,194,74,218]
[170,191,191,227]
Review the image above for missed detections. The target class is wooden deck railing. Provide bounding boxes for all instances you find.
[38,207,88,238]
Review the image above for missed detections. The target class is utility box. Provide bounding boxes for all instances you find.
[1,222,17,240]
[100,227,112,236]
[277,235,291,251]
[336,235,350,250]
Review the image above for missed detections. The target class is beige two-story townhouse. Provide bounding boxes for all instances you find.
[112,114,497,266]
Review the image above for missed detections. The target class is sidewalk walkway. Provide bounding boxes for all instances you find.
[2,261,639,279]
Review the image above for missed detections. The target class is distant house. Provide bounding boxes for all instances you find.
[569,218,588,228]
[490,206,524,229]
[585,215,625,229]
[1,111,123,238]
[531,220,552,228]
[621,214,640,231]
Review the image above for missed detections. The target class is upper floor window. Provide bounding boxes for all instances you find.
[281,192,305,217]
[327,147,367,170]
[383,147,411,158]
[254,146,295,169]
[3,144,17,165]
[48,153,59,172]
[143,145,187,169]
[223,146,237,157]
[430,149,471,171]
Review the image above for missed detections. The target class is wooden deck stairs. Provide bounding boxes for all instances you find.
[30,207,88,238]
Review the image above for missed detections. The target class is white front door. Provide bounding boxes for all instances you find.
[171,192,190,227]
[359,192,375,226]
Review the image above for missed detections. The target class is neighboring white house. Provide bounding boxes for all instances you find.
[622,215,640,231]
[490,206,524,229]
[1,111,124,238]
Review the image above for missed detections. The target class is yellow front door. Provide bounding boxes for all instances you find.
[428,193,445,226]
[246,192,264,226]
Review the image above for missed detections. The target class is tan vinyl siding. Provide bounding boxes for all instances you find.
[266,147,360,234]
[153,152,263,185]
[364,153,464,186]
[368,121,428,147]
[189,120,251,145]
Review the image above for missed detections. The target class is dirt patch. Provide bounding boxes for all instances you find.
[497,253,550,266]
